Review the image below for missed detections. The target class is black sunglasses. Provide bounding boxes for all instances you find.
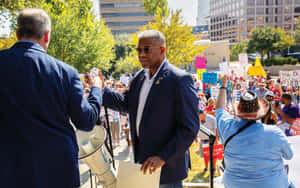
[136,46,161,54]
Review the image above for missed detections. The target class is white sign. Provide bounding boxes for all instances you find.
[280,71,300,87]
[211,87,220,99]
[239,53,248,67]
[120,75,129,85]
[117,161,161,188]
[219,62,230,76]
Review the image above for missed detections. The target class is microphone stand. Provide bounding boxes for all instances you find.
[104,107,116,170]
[199,125,216,188]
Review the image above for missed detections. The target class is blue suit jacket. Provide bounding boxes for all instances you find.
[0,41,102,188]
[103,61,199,184]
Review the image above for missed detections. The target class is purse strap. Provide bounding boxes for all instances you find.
[223,120,256,150]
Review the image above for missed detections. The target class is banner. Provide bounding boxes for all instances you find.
[195,56,206,69]
[197,69,206,80]
[280,71,300,87]
[203,72,218,84]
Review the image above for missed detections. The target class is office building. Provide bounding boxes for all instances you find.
[100,0,154,35]
[209,0,300,44]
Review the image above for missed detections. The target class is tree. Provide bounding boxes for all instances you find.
[0,32,17,50]
[295,19,300,45]
[126,8,204,68]
[0,0,115,73]
[230,41,248,61]
[247,26,294,62]
[143,0,169,17]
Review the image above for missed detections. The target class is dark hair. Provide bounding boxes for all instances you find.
[17,8,51,39]
[281,93,292,101]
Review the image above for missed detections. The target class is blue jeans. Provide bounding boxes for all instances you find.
[160,181,183,188]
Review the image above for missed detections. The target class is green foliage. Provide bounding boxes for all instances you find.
[295,19,300,45]
[114,57,140,78]
[230,41,248,61]
[0,0,115,73]
[127,8,204,68]
[263,57,298,66]
[143,0,168,17]
[248,26,295,60]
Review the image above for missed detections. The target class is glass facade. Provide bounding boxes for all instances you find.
[100,0,153,35]
[209,0,300,44]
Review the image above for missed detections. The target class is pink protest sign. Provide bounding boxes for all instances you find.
[195,56,206,69]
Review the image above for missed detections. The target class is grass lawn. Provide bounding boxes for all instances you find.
[184,142,222,183]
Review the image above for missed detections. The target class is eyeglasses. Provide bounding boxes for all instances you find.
[136,46,162,54]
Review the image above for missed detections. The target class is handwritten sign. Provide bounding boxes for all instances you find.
[280,71,300,87]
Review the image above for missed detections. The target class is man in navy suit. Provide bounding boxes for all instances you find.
[103,30,199,188]
[0,8,103,188]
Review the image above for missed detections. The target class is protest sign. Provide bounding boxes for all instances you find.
[195,56,206,69]
[203,72,218,84]
[197,69,206,80]
[211,87,220,99]
[79,74,85,83]
[120,75,129,85]
[280,71,300,87]
[219,62,230,76]
[239,53,248,67]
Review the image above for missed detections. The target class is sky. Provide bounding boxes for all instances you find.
[167,0,198,26]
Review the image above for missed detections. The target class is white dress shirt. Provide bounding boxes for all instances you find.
[136,60,166,137]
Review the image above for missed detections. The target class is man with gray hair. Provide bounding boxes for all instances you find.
[0,8,103,188]
[102,30,199,188]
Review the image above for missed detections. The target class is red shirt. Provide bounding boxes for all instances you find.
[205,105,215,112]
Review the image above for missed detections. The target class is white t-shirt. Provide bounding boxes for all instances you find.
[198,114,217,140]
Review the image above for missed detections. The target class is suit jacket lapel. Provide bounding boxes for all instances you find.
[139,62,169,128]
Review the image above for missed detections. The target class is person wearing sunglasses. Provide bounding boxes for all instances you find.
[102,30,199,188]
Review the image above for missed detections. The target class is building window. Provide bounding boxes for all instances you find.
[285,6,291,13]
[114,3,143,8]
[101,4,114,8]
[105,21,149,27]
[285,16,292,23]
[102,12,148,18]
[295,7,300,13]
[257,0,265,5]
[266,0,273,5]
[247,0,255,5]
[248,25,254,32]
[247,8,255,14]
[247,17,255,24]
[257,16,264,24]
[257,8,265,14]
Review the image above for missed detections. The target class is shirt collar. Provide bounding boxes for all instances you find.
[144,58,167,81]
